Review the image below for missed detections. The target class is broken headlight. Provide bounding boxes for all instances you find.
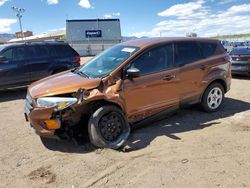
[36,97,77,111]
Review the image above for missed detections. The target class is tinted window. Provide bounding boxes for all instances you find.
[65,45,78,56]
[199,42,217,58]
[175,42,202,66]
[132,44,174,75]
[53,45,70,57]
[13,47,25,60]
[26,46,39,58]
[1,48,13,61]
[38,45,50,58]
[230,48,250,55]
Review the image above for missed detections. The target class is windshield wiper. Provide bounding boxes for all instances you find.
[74,70,89,78]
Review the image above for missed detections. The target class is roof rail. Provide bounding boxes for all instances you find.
[23,40,66,45]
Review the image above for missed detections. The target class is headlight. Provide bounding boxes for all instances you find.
[36,97,77,111]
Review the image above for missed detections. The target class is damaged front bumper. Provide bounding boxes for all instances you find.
[24,94,61,138]
[24,106,59,138]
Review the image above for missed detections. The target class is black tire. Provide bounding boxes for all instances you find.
[88,105,130,149]
[201,82,225,112]
[40,136,59,150]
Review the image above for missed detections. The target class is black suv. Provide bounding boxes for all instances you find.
[0,42,80,90]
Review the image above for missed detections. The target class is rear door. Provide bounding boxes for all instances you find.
[26,45,52,82]
[174,41,207,101]
[121,43,180,121]
[0,46,29,89]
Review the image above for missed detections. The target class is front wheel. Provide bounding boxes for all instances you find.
[201,83,225,112]
[88,105,130,149]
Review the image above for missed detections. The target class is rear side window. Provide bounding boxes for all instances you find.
[199,42,217,58]
[175,42,203,66]
[26,46,39,58]
[53,45,76,57]
[1,48,13,60]
[38,45,50,58]
[65,45,78,56]
[13,47,25,60]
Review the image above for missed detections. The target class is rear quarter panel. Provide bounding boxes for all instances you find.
[201,54,231,96]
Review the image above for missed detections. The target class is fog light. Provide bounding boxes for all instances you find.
[44,119,61,130]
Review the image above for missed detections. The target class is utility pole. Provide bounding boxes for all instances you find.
[11,6,25,40]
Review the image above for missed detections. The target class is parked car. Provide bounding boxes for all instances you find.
[24,37,231,149]
[0,42,80,90]
[230,46,250,76]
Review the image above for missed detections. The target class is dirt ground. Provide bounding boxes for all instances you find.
[0,58,250,187]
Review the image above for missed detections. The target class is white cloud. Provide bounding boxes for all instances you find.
[213,0,237,5]
[0,18,17,33]
[158,0,206,17]
[112,12,121,17]
[104,14,112,19]
[103,12,121,19]
[47,0,58,5]
[131,1,250,38]
[0,0,8,6]
[78,0,92,9]
[48,27,66,32]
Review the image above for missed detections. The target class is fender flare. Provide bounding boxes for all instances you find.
[199,69,228,102]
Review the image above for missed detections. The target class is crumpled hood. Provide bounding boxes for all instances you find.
[28,71,102,98]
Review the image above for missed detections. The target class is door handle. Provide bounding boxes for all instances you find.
[163,74,176,81]
[200,65,209,70]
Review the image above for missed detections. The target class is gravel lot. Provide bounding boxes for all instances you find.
[0,58,250,187]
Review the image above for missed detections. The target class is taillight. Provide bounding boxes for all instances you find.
[224,54,232,62]
[248,58,250,62]
[75,55,81,66]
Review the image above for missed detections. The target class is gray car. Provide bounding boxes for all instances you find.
[230,46,250,76]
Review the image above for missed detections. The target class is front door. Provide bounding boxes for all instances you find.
[121,43,180,122]
[0,46,29,89]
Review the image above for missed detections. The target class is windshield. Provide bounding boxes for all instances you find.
[230,48,250,55]
[76,45,140,78]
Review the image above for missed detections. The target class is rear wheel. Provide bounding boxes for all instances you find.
[88,105,130,149]
[201,83,224,112]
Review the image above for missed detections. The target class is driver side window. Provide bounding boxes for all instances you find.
[132,44,174,75]
[1,48,13,61]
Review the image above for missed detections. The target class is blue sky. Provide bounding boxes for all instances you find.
[0,0,250,37]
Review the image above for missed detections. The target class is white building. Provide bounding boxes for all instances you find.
[66,19,122,56]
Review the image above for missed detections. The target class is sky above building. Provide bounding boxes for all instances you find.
[0,0,250,37]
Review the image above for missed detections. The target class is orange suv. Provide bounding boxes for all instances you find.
[24,37,231,149]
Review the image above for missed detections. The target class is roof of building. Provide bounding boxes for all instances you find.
[8,30,65,43]
[67,19,120,22]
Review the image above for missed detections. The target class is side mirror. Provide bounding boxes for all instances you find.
[0,56,7,63]
[127,67,140,79]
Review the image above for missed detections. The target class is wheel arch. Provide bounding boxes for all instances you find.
[87,99,125,114]
[200,78,227,102]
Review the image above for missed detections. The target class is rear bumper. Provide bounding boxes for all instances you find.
[231,63,250,75]
[231,70,249,75]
